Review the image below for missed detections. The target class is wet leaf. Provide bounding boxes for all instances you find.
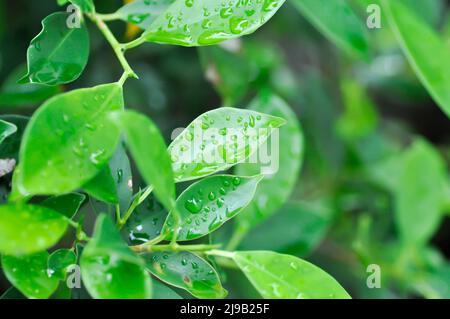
[117,0,175,29]
[47,248,77,279]
[152,280,182,299]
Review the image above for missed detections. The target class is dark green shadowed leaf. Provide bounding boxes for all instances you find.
[117,0,175,29]
[48,248,77,279]
[236,93,304,231]
[69,0,95,12]
[152,280,182,299]
[16,83,123,196]
[80,215,152,299]
[142,0,287,46]
[83,165,119,204]
[163,175,263,241]
[109,110,176,212]
[291,0,369,59]
[383,0,450,118]
[169,107,286,182]
[0,204,69,255]
[20,12,90,85]
[1,252,59,299]
[110,141,133,213]
[142,251,227,299]
[231,251,351,299]
[0,119,17,145]
[0,287,26,299]
[0,115,28,161]
[39,193,85,219]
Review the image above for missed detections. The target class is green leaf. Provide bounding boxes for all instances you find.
[0,65,60,107]
[0,204,69,255]
[395,140,447,244]
[20,12,90,85]
[1,252,59,299]
[69,0,95,12]
[152,280,182,299]
[236,93,304,230]
[0,287,26,299]
[83,165,119,204]
[142,251,227,299]
[47,248,77,279]
[169,107,286,182]
[80,214,152,299]
[163,175,263,241]
[0,119,17,146]
[291,0,369,59]
[109,110,176,212]
[0,115,28,160]
[142,0,287,46]
[117,0,175,29]
[230,251,351,299]
[383,0,450,118]
[39,193,85,219]
[16,83,123,196]
[110,141,133,212]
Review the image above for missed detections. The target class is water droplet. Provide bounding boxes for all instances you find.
[185,197,203,214]
[208,192,216,201]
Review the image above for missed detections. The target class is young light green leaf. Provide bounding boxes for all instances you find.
[236,93,304,231]
[0,204,69,255]
[0,119,17,146]
[20,12,90,85]
[169,107,286,182]
[383,0,450,118]
[142,0,287,46]
[16,83,123,196]
[142,251,227,299]
[396,139,448,244]
[2,252,60,299]
[83,165,119,204]
[292,0,369,59]
[229,251,351,299]
[163,175,263,241]
[0,115,28,160]
[109,110,176,212]
[117,0,175,29]
[48,248,77,279]
[69,0,95,12]
[80,214,152,299]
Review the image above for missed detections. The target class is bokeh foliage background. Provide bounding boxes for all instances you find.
[0,0,450,298]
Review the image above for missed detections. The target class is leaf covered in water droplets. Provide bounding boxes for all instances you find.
[20,12,90,85]
[117,0,176,29]
[80,215,152,299]
[163,174,263,241]
[0,204,69,255]
[231,251,351,299]
[142,251,227,299]
[2,252,59,299]
[16,83,123,196]
[142,0,287,46]
[169,107,286,182]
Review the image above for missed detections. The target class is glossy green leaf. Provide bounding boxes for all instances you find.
[69,0,95,12]
[396,140,447,244]
[292,0,369,59]
[110,141,133,213]
[383,0,450,118]
[83,165,119,204]
[0,204,69,255]
[39,193,85,219]
[2,252,59,299]
[236,93,304,230]
[117,0,175,29]
[230,251,351,299]
[0,115,28,161]
[80,214,152,299]
[0,119,17,146]
[142,251,227,299]
[152,280,182,299]
[163,175,263,241]
[16,83,123,196]
[109,110,176,212]
[47,248,77,279]
[169,107,286,182]
[142,0,287,46]
[20,12,90,85]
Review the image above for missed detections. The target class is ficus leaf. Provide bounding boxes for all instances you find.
[163,175,263,241]
[291,0,369,59]
[152,280,182,299]
[83,165,119,204]
[383,0,450,118]
[0,204,69,255]
[20,12,90,85]
[0,119,17,146]
[142,251,227,299]
[142,0,287,46]
[16,83,123,196]
[109,110,176,212]
[1,252,59,299]
[236,93,304,231]
[80,214,152,299]
[117,0,175,29]
[169,107,286,182]
[39,192,86,219]
[47,248,77,279]
[230,251,351,299]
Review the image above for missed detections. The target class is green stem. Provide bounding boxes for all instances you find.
[96,12,120,21]
[131,243,221,253]
[206,249,236,259]
[226,225,249,251]
[123,34,147,51]
[118,185,154,229]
